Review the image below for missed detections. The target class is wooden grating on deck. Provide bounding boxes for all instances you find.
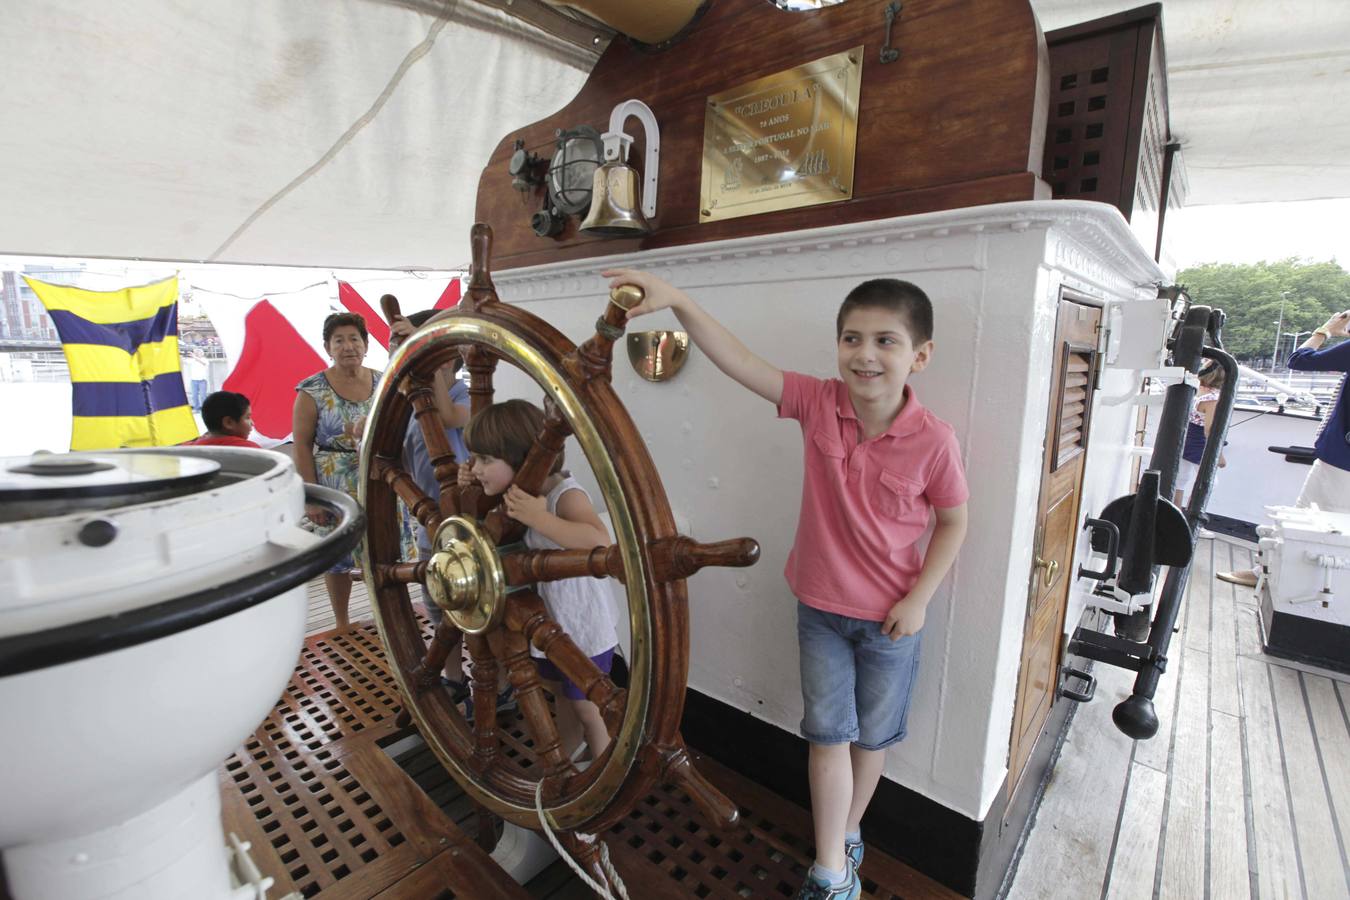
[220,610,526,899]
[222,595,963,899]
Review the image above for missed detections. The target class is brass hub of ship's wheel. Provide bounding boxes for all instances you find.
[357,225,758,886]
[424,516,506,635]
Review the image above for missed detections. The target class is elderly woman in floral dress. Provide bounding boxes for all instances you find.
[292,312,412,629]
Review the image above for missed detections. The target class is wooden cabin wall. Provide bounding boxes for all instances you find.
[474,0,1050,272]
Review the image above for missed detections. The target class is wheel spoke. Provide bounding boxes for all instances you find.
[648,535,760,582]
[642,739,740,832]
[463,344,497,416]
[405,376,464,517]
[564,285,644,384]
[375,560,429,587]
[484,400,571,543]
[456,341,503,526]
[505,591,626,737]
[503,545,625,587]
[370,455,441,534]
[457,482,505,522]
[408,617,462,694]
[459,223,500,314]
[486,624,574,779]
[464,634,501,767]
[556,832,616,894]
[512,399,573,493]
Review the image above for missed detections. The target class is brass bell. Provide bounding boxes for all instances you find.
[581,163,651,235]
[581,99,660,236]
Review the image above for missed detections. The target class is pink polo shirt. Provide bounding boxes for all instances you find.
[778,371,968,621]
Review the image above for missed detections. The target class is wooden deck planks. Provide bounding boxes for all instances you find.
[1159,643,1210,900]
[1103,762,1167,900]
[1268,666,1350,900]
[1209,710,1252,900]
[1237,654,1304,900]
[1210,544,1244,717]
[305,577,385,637]
[1183,544,1213,655]
[1134,651,1182,774]
[1135,557,1194,775]
[1306,678,1350,873]
[1004,662,1136,900]
[1009,535,1350,900]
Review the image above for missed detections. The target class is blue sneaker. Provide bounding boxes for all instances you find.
[795,865,860,900]
[845,837,864,874]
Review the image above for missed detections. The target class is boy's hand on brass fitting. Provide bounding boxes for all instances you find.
[601,268,687,320]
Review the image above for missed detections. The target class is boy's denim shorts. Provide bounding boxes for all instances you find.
[797,601,922,750]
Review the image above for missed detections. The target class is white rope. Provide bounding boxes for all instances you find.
[533,780,631,900]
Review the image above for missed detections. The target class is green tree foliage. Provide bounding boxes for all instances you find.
[1177,259,1350,364]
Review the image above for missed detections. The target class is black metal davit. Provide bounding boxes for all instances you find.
[1067,291,1239,739]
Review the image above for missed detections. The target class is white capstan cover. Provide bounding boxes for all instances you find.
[0,448,317,637]
[0,447,317,899]
[0,595,306,898]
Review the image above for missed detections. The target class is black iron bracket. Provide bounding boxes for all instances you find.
[1059,665,1097,703]
[880,3,902,64]
[1067,627,1159,674]
[1078,517,1121,582]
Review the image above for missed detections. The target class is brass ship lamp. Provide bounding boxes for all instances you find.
[531,125,605,237]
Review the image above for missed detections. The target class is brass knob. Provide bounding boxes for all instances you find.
[609,283,645,311]
[1034,556,1059,588]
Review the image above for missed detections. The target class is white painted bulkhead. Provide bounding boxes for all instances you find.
[485,200,1166,822]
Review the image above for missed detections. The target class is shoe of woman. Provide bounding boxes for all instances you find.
[1216,569,1259,587]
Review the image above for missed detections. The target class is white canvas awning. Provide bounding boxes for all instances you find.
[1,0,594,269]
[3,0,1347,269]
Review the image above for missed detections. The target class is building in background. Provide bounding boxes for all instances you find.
[0,264,85,343]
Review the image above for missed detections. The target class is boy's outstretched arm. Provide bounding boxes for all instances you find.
[603,268,784,405]
[882,503,969,638]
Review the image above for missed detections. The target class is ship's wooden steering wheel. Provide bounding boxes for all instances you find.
[359,225,757,886]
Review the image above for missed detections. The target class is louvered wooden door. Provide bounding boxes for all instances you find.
[1008,295,1102,802]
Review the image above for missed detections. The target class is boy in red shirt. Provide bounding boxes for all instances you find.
[191,391,261,448]
[610,269,969,900]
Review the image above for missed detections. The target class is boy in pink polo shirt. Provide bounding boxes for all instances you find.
[608,269,969,900]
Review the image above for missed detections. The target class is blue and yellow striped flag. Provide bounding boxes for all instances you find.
[24,275,199,450]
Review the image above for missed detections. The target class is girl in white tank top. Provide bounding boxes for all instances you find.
[462,400,620,760]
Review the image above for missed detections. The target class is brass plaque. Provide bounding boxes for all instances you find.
[700,47,863,223]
